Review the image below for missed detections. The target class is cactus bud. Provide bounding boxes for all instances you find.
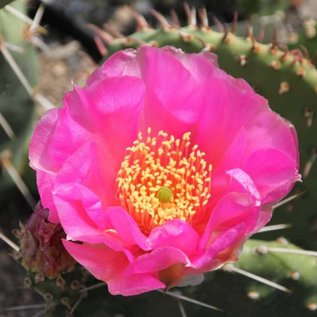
[13,204,75,279]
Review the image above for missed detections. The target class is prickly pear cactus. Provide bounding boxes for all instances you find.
[0,0,38,195]
[2,3,317,317]
[288,18,317,65]
[236,239,317,307]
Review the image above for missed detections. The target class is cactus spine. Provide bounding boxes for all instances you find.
[0,0,38,197]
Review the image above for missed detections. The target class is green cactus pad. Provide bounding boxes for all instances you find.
[0,0,38,193]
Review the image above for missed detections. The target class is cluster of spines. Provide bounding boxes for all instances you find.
[288,18,317,65]
[231,238,317,311]
[20,266,92,316]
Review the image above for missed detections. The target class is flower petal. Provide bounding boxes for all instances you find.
[138,46,207,135]
[194,73,268,167]
[153,46,218,81]
[55,183,108,244]
[37,171,58,223]
[200,189,263,251]
[29,108,59,172]
[87,49,140,84]
[211,108,299,201]
[192,223,247,270]
[29,107,88,173]
[108,273,164,296]
[63,240,128,282]
[130,246,190,274]
[63,240,164,296]
[243,148,299,203]
[104,206,149,251]
[147,220,199,255]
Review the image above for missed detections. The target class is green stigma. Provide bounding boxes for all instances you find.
[156,186,173,203]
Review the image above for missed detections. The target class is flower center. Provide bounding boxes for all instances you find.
[116,128,212,234]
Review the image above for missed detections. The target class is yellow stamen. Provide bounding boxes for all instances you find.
[116,129,212,234]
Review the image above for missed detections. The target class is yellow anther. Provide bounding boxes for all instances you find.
[116,129,212,234]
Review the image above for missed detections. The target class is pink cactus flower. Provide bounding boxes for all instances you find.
[29,46,299,296]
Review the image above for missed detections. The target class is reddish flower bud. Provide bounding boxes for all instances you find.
[13,204,75,279]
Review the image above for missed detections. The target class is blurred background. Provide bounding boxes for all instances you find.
[13,0,315,111]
